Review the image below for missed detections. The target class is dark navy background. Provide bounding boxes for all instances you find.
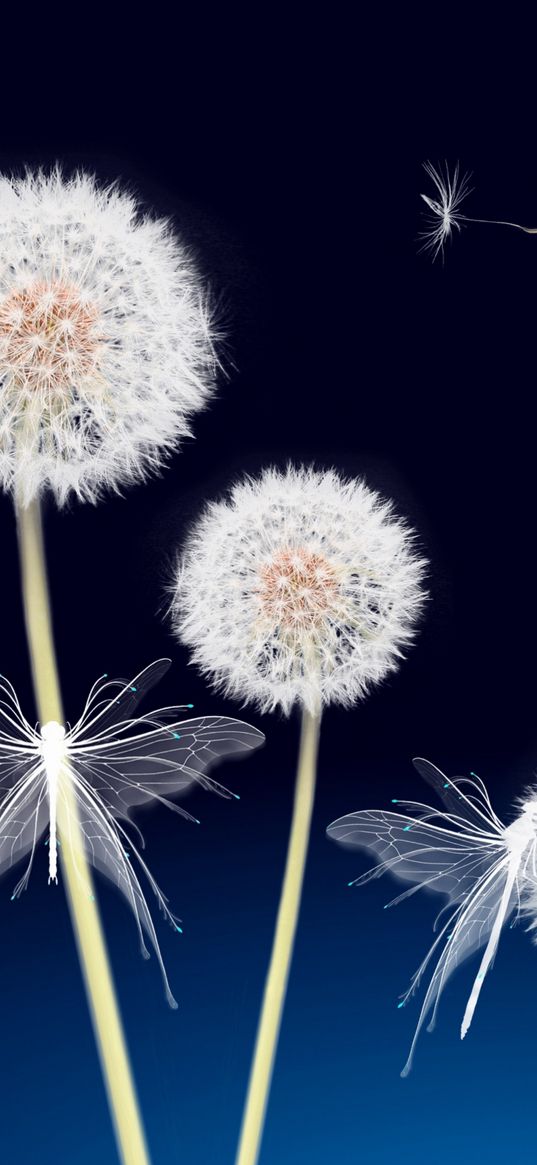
[0,21,536,1165]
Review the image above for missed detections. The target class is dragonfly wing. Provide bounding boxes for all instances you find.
[412,757,504,834]
[70,716,265,820]
[70,775,179,1007]
[400,855,515,1075]
[328,804,515,1073]
[72,660,173,738]
[327,809,506,902]
[0,762,48,888]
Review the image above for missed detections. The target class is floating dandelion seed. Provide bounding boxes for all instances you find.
[419,160,537,262]
[0,657,263,1005]
[171,464,427,1165]
[0,168,218,505]
[418,162,472,261]
[328,757,537,1075]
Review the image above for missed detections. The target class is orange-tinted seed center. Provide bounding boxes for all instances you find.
[257,547,338,628]
[0,280,101,393]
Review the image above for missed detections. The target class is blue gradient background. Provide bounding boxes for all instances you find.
[0,27,535,1164]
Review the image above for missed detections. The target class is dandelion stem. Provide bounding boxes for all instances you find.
[235,705,321,1165]
[15,497,151,1165]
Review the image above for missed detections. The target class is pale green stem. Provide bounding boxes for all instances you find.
[235,704,321,1165]
[15,496,152,1165]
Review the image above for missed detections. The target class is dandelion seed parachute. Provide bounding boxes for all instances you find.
[418,162,472,261]
[0,659,264,1006]
[419,161,537,262]
[327,758,537,1075]
[0,168,219,505]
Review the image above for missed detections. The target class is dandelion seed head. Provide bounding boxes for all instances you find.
[419,161,472,262]
[172,465,427,715]
[0,168,218,505]
[256,546,338,632]
[0,280,102,396]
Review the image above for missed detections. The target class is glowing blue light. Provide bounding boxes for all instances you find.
[443,783,449,788]
[187,703,194,709]
[172,733,181,740]
[130,687,137,692]
[391,798,399,803]
[397,1001,405,1009]
[403,825,412,832]
[176,926,183,933]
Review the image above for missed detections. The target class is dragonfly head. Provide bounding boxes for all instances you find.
[40,721,66,742]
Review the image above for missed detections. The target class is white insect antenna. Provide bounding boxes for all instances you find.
[327,757,537,1074]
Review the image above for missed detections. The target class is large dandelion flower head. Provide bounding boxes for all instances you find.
[172,465,427,715]
[0,168,218,505]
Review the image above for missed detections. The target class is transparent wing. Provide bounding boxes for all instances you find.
[327,808,505,902]
[69,660,174,739]
[60,661,264,1006]
[412,757,505,835]
[398,855,515,1075]
[0,761,48,894]
[69,715,265,821]
[64,763,180,1007]
[327,775,514,1073]
[0,678,48,892]
[0,675,42,788]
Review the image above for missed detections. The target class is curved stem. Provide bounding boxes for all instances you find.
[16,497,151,1165]
[235,705,320,1165]
[464,215,537,234]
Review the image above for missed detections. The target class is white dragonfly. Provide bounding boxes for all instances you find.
[327,758,537,1075]
[0,658,264,1006]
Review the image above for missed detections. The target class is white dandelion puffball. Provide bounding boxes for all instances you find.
[0,169,218,505]
[172,465,427,715]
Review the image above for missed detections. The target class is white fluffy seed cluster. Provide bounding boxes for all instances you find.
[172,465,427,715]
[0,169,218,505]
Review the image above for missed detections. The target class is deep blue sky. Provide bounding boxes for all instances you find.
[0,23,536,1165]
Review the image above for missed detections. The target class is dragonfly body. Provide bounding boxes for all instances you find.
[40,721,66,885]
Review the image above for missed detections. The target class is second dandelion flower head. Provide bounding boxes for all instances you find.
[173,465,427,715]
